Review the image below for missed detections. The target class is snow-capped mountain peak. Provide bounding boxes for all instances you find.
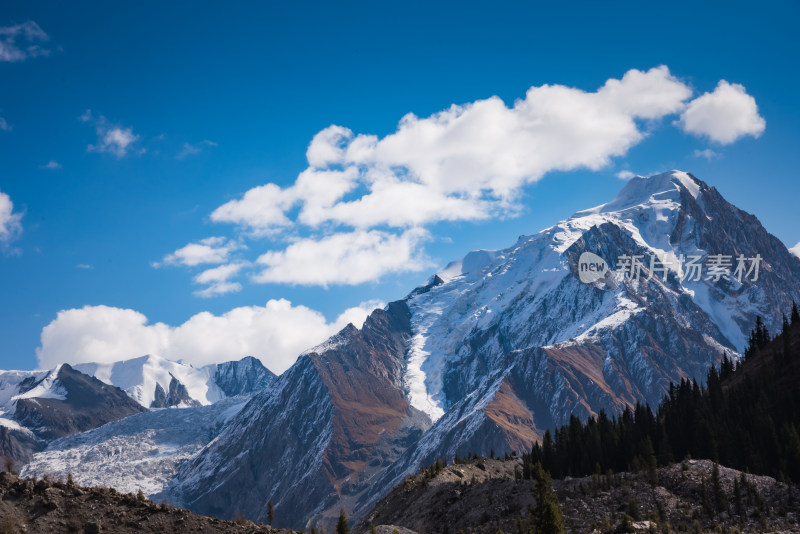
[74,354,275,408]
[404,170,799,425]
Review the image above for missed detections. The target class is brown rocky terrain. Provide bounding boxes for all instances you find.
[360,457,800,533]
[0,470,297,534]
[13,365,146,441]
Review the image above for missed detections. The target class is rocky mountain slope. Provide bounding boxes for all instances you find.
[0,470,297,534]
[161,302,431,529]
[0,356,275,467]
[360,457,800,534]
[0,364,146,466]
[352,170,800,519]
[166,171,800,529]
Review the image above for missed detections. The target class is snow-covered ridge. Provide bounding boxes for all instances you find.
[74,354,274,408]
[403,170,795,422]
[0,368,65,432]
[75,355,222,408]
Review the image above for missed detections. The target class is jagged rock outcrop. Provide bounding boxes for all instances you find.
[213,356,275,398]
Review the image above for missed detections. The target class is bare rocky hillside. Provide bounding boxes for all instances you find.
[360,457,800,533]
[0,470,296,534]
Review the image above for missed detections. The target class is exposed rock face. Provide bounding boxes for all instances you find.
[213,356,275,398]
[0,426,38,466]
[150,375,202,408]
[360,457,799,534]
[163,302,430,529]
[13,364,146,440]
[167,172,800,529]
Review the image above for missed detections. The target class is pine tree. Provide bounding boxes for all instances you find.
[268,500,275,525]
[530,462,566,534]
[792,302,800,325]
[336,508,349,534]
[712,462,727,513]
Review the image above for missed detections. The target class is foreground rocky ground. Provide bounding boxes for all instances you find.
[360,457,800,533]
[0,471,295,533]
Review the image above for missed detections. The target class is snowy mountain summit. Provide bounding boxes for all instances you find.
[74,354,275,408]
[165,171,800,529]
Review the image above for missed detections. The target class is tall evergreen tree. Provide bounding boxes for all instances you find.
[268,500,275,525]
[336,508,350,534]
[530,462,565,534]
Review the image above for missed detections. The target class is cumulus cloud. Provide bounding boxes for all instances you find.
[193,262,246,298]
[0,190,23,248]
[37,299,386,373]
[0,21,50,62]
[679,81,766,144]
[215,66,690,235]
[40,160,61,170]
[791,242,800,259]
[166,67,768,289]
[154,237,241,267]
[254,229,431,286]
[81,110,142,157]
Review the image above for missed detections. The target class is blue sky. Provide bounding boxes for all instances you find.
[1,1,799,372]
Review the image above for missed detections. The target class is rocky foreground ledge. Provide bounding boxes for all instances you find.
[0,471,296,534]
[361,458,800,534]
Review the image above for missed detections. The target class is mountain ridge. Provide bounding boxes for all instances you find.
[166,170,800,529]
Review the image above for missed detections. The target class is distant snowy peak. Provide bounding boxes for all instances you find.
[74,354,275,408]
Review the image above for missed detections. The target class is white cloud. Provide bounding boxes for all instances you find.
[0,117,11,131]
[37,299,385,374]
[679,81,766,144]
[215,66,691,235]
[168,67,767,291]
[0,21,50,63]
[211,183,296,233]
[193,262,246,298]
[81,110,142,157]
[177,140,217,160]
[155,237,241,267]
[40,160,61,170]
[693,148,719,160]
[615,170,636,180]
[0,191,23,248]
[790,241,800,259]
[254,229,431,286]
[194,282,242,298]
[75,264,93,269]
